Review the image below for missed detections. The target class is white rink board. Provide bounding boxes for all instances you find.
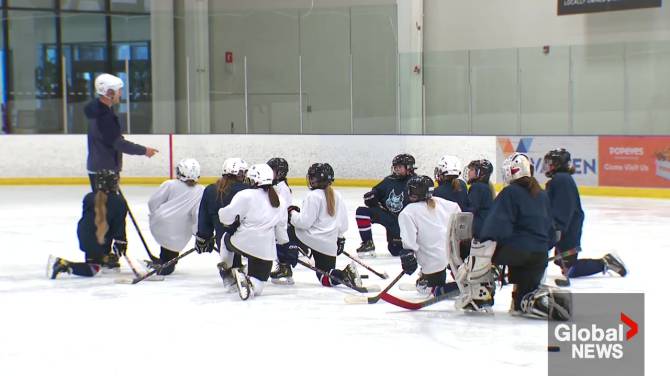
[0,134,497,181]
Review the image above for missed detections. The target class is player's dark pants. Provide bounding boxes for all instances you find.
[156,247,179,275]
[420,269,446,287]
[224,235,272,281]
[553,247,604,278]
[287,226,346,286]
[355,206,403,255]
[493,245,548,309]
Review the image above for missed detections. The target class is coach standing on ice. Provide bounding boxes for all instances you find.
[85,73,158,190]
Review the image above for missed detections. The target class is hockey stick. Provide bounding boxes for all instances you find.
[344,271,404,304]
[296,258,379,293]
[342,250,389,279]
[130,248,195,284]
[550,248,580,287]
[379,286,460,310]
[123,254,142,277]
[119,190,159,262]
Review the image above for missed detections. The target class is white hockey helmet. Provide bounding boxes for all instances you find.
[221,157,248,176]
[94,73,124,97]
[435,155,462,177]
[502,152,532,184]
[246,164,274,187]
[176,158,200,182]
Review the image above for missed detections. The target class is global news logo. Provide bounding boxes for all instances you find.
[554,313,638,360]
[498,137,597,176]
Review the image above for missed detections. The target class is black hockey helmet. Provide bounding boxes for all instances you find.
[406,175,434,202]
[94,169,119,194]
[267,157,289,182]
[543,148,572,177]
[307,163,335,190]
[392,153,417,174]
[466,159,493,184]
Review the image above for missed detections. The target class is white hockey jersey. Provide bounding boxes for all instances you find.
[398,197,461,274]
[148,179,205,252]
[290,188,348,257]
[275,180,292,207]
[218,189,289,261]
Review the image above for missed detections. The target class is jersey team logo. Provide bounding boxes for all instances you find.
[385,190,404,213]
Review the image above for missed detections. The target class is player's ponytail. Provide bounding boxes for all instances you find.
[267,186,280,208]
[325,185,336,217]
[94,191,109,245]
[445,175,462,192]
[514,176,542,197]
[426,197,436,209]
[216,176,234,203]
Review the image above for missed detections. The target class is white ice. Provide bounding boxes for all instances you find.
[0,185,664,376]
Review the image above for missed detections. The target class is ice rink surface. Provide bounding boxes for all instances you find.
[0,185,663,376]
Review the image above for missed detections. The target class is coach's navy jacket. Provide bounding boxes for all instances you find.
[85,99,146,173]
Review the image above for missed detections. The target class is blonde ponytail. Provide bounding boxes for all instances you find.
[325,185,336,217]
[94,191,109,245]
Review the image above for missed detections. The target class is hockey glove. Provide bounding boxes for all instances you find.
[277,243,299,267]
[363,190,378,208]
[195,235,214,254]
[223,215,241,236]
[336,237,345,256]
[112,239,127,257]
[400,251,418,275]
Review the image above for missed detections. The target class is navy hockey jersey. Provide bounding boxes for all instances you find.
[479,183,554,253]
[433,179,469,211]
[366,175,412,214]
[546,172,584,251]
[77,191,128,254]
[197,181,248,249]
[465,182,494,239]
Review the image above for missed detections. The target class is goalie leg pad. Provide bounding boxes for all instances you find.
[520,286,572,321]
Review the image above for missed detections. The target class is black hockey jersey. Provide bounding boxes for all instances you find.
[365,175,412,215]
[197,181,248,249]
[546,172,584,251]
[433,179,469,211]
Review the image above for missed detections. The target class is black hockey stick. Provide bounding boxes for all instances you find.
[550,248,580,287]
[344,271,404,304]
[130,248,196,284]
[295,258,379,293]
[119,190,159,262]
[342,251,389,279]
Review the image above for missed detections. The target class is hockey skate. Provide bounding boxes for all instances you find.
[603,253,627,277]
[101,253,120,274]
[232,268,253,300]
[356,240,376,259]
[47,255,72,279]
[341,262,363,289]
[217,261,237,292]
[519,286,572,321]
[270,263,294,285]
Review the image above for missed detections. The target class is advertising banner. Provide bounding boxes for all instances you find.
[599,136,670,188]
[558,0,662,15]
[497,137,598,186]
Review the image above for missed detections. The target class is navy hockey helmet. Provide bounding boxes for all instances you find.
[94,170,120,194]
[267,157,289,182]
[466,159,493,184]
[392,153,417,174]
[307,163,335,190]
[406,175,434,202]
[543,148,572,177]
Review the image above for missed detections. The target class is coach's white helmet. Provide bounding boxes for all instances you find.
[176,158,200,182]
[435,155,462,177]
[246,164,274,187]
[502,152,532,184]
[221,158,248,176]
[94,73,124,97]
